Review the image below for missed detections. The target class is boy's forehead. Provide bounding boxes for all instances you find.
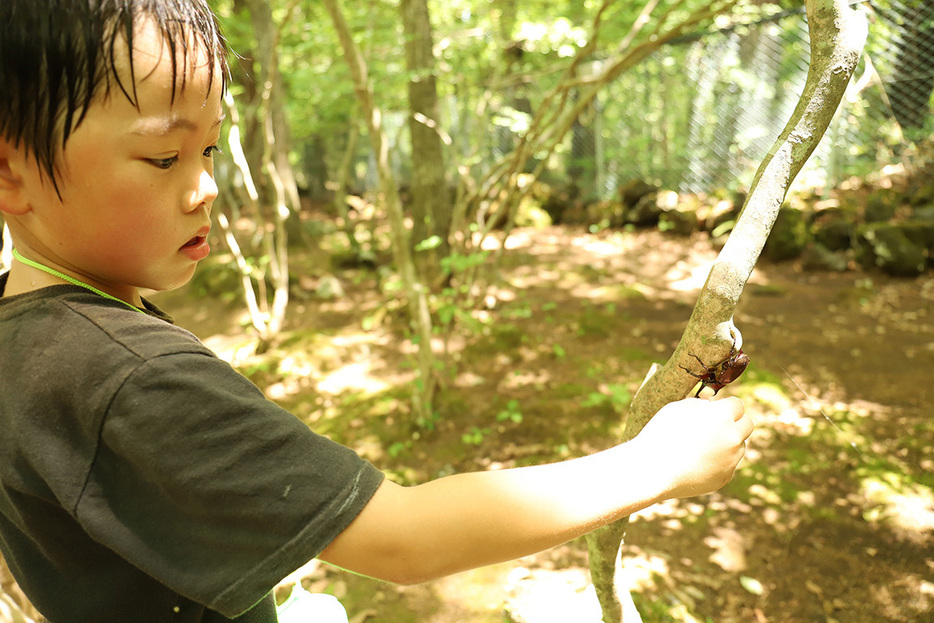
[130,112,225,138]
[114,17,223,102]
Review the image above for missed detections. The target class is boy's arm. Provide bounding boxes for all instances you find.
[318,397,752,585]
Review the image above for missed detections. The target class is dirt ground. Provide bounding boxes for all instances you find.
[159,226,934,623]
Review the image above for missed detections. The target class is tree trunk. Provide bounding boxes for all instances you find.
[585,1,868,620]
[399,0,450,285]
[322,0,437,424]
[243,0,301,212]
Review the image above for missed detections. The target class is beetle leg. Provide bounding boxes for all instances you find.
[679,363,709,397]
[688,353,713,372]
[679,364,706,380]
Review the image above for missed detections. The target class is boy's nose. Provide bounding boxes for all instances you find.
[191,168,218,211]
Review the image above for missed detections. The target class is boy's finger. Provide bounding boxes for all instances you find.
[718,396,745,421]
[736,411,754,439]
[702,396,744,418]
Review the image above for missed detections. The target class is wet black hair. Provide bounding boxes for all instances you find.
[0,0,229,189]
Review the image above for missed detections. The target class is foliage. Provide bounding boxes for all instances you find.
[213,1,748,193]
[210,0,933,210]
[209,0,932,364]
[581,383,632,414]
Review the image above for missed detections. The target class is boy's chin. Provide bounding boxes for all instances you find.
[143,269,200,295]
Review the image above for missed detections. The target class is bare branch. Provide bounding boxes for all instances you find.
[627,0,868,432]
[587,1,868,620]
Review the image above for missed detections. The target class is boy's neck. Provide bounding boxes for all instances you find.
[2,263,71,297]
[2,261,143,310]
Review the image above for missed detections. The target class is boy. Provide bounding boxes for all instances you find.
[0,1,754,621]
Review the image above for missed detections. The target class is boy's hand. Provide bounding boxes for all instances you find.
[633,397,752,499]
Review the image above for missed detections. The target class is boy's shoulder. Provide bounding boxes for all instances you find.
[0,274,211,363]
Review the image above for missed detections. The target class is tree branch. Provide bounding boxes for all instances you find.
[627,0,868,432]
[587,1,868,620]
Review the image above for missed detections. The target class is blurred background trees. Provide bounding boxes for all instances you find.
[211,0,931,208]
[198,0,933,415]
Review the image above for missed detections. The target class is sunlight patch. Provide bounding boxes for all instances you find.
[667,260,715,292]
[619,549,671,592]
[501,230,532,250]
[777,407,815,435]
[570,234,626,257]
[632,499,707,522]
[317,362,390,395]
[504,567,603,623]
[704,526,748,572]
[203,334,258,366]
[861,476,934,542]
[499,370,552,390]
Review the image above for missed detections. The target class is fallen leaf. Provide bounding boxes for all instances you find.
[740,576,764,595]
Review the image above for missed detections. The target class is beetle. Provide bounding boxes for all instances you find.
[680,344,749,397]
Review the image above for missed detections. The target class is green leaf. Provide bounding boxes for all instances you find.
[581,392,607,408]
[414,235,442,252]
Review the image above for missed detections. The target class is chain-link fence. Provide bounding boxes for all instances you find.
[559,0,934,198]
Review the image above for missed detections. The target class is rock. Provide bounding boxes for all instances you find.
[814,219,856,252]
[515,198,552,228]
[706,198,741,235]
[812,208,856,251]
[540,186,571,225]
[863,189,899,222]
[659,208,697,236]
[619,179,660,226]
[913,205,934,222]
[763,206,810,261]
[585,200,621,227]
[657,189,680,211]
[856,223,927,276]
[626,192,663,226]
[619,178,658,208]
[908,181,934,207]
[900,219,934,249]
[801,242,850,272]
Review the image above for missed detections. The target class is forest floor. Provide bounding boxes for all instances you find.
[158,226,934,623]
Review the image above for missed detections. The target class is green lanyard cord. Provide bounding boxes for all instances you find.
[11,248,144,314]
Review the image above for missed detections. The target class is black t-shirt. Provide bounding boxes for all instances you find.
[0,274,384,622]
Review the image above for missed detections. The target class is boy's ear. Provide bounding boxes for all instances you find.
[0,137,31,216]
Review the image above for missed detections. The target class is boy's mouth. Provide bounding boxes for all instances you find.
[180,230,211,261]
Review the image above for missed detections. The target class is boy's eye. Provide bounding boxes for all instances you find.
[149,156,178,170]
[146,146,220,169]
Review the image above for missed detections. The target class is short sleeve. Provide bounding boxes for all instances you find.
[74,351,384,617]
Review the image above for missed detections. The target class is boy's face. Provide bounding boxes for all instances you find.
[5,18,224,306]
